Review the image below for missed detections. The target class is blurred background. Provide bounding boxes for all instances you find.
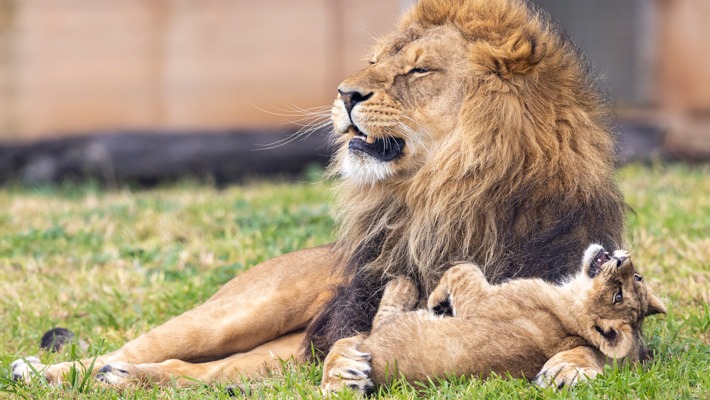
[0,0,707,184]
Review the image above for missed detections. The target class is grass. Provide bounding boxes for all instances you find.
[0,163,709,399]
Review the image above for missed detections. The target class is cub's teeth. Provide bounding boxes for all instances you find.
[366,135,376,144]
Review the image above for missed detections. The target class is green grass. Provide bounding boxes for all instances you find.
[1,163,709,399]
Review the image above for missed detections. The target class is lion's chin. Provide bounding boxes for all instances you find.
[341,152,395,185]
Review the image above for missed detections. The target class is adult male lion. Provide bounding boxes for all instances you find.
[12,0,626,392]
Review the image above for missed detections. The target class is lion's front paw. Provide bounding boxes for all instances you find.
[321,336,374,397]
[95,362,139,386]
[534,362,599,390]
[11,357,45,384]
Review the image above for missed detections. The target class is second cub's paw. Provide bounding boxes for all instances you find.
[11,357,45,384]
[534,362,598,390]
[320,336,374,396]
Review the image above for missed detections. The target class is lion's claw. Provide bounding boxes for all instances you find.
[321,335,374,396]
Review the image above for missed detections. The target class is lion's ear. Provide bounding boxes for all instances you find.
[471,30,547,79]
[646,294,667,316]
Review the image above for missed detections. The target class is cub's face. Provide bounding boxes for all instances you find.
[580,245,666,359]
[331,24,471,185]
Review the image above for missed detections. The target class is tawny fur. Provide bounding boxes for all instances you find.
[12,0,629,390]
[359,245,666,385]
[308,0,625,356]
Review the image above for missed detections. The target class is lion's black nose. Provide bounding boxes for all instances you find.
[615,256,628,267]
[338,89,373,116]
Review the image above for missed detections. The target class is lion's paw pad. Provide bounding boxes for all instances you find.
[95,363,133,385]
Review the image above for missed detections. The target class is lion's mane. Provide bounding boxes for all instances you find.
[306,0,626,357]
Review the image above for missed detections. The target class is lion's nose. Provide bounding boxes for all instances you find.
[338,89,373,117]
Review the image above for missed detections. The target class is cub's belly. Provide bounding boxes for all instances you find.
[361,316,551,384]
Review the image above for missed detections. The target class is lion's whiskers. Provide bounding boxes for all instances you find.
[390,118,431,155]
[246,102,333,149]
[395,114,433,154]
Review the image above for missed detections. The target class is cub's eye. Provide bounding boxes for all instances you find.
[613,290,623,304]
[634,274,642,282]
[408,67,431,75]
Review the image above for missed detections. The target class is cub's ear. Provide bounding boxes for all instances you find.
[646,294,667,316]
[591,321,635,360]
[471,30,547,79]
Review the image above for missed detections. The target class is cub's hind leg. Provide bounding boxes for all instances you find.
[427,263,489,318]
[371,276,419,331]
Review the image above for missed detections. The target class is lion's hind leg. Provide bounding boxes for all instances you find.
[94,331,305,388]
[371,276,419,332]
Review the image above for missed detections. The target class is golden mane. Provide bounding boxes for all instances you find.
[328,0,624,293]
[306,0,626,358]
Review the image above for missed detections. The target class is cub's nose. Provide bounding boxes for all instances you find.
[338,89,373,117]
[615,256,629,268]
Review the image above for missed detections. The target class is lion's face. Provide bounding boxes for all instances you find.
[580,245,666,359]
[331,24,471,185]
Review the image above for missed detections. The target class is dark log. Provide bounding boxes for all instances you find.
[0,129,333,186]
[0,120,676,187]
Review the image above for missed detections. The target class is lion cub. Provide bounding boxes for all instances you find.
[359,244,666,387]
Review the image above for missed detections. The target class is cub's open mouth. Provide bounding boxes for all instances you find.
[347,125,405,162]
[587,247,610,278]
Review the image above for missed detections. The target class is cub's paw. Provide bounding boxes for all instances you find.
[534,362,599,390]
[11,357,46,384]
[427,282,452,316]
[320,336,374,397]
[382,276,419,309]
[429,297,453,316]
[95,362,139,386]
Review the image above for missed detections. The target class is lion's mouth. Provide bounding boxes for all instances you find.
[347,125,405,162]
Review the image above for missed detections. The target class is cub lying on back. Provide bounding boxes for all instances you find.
[358,244,666,388]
